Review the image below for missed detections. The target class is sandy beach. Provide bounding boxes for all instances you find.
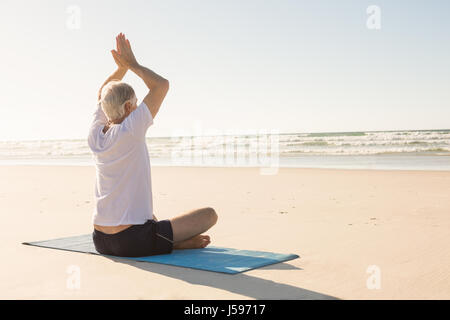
[1,165,449,299]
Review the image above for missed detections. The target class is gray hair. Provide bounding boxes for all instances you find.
[100,81,136,122]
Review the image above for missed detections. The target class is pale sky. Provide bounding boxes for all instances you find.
[1,0,449,141]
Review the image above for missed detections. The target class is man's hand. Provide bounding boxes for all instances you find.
[111,33,139,70]
[111,50,127,71]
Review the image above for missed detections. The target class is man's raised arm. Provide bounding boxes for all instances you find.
[130,64,169,119]
[114,33,169,119]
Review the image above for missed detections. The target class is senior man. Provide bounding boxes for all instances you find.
[88,33,217,257]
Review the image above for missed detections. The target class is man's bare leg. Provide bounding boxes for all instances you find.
[170,207,218,249]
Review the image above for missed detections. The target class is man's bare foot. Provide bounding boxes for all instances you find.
[173,234,211,249]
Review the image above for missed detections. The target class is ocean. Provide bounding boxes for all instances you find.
[1,129,449,171]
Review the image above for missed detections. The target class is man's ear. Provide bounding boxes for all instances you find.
[125,101,132,113]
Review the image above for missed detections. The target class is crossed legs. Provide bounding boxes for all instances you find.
[169,207,218,249]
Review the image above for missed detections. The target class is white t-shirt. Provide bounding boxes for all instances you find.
[87,101,154,226]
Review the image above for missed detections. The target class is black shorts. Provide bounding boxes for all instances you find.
[92,219,173,257]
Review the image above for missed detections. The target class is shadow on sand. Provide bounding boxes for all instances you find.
[22,235,339,299]
[105,256,339,300]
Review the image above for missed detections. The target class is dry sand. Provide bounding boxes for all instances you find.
[0,165,449,299]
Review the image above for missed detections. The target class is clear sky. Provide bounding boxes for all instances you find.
[1,0,449,141]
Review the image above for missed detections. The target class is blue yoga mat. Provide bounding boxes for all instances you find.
[23,234,299,274]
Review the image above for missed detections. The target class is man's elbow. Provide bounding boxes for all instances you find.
[149,80,169,96]
[150,79,169,93]
[147,79,169,92]
[159,79,169,91]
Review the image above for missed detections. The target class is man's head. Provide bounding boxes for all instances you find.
[100,81,137,123]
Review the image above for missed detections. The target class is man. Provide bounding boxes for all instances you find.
[88,33,217,257]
